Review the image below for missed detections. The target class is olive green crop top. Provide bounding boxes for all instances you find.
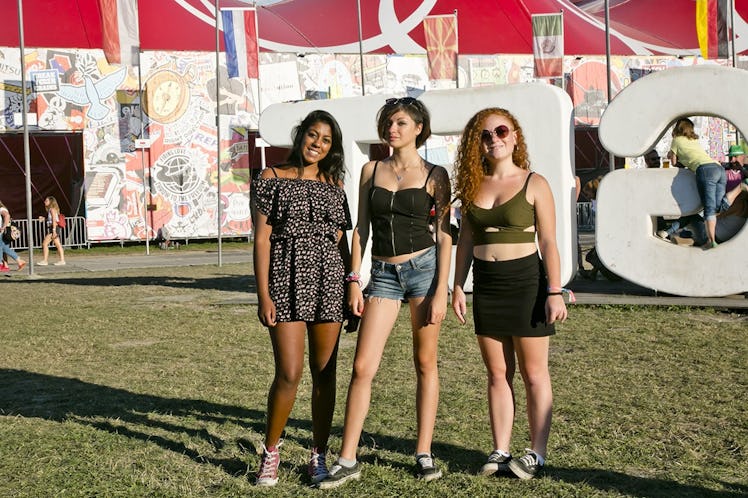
[465,173,536,245]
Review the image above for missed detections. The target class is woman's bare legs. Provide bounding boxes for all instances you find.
[264,322,307,448]
[514,336,552,458]
[52,234,65,263]
[409,296,441,455]
[338,298,400,460]
[477,335,516,452]
[41,233,52,263]
[307,322,342,450]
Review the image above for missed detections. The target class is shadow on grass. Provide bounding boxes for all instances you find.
[5,369,742,495]
[341,433,488,475]
[4,274,256,293]
[0,369,290,476]
[1,369,485,480]
[550,466,747,497]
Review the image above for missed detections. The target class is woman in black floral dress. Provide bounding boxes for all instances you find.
[252,110,351,487]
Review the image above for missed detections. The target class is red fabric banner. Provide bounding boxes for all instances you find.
[423,15,458,81]
[98,0,140,65]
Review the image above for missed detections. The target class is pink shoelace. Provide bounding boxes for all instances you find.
[257,446,280,481]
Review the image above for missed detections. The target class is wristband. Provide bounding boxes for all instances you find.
[345,271,362,288]
[546,287,576,303]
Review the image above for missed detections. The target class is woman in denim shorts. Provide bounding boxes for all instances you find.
[320,98,452,489]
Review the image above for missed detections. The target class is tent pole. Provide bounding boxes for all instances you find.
[731,0,740,146]
[604,0,615,172]
[215,0,223,266]
[731,0,737,69]
[17,0,33,274]
[357,0,365,96]
[454,9,459,89]
[137,54,150,255]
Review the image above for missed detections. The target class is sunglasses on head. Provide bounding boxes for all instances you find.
[385,97,418,106]
[481,125,513,142]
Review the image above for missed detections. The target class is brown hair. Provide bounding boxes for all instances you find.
[582,176,603,200]
[672,118,699,140]
[454,108,530,209]
[376,98,432,149]
[45,196,60,212]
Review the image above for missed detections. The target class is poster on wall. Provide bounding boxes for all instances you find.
[259,60,303,110]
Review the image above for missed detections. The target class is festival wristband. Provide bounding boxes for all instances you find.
[345,271,362,288]
[547,287,576,303]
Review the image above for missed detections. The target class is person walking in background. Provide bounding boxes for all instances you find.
[252,110,351,487]
[0,200,26,272]
[667,118,728,249]
[37,196,66,266]
[452,108,567,480]
[320,97,452,489]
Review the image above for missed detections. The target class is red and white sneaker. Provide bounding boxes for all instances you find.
[255,444,280,487]
[308,447,329,483]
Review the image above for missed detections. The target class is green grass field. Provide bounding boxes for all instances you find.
[1,263,746,497]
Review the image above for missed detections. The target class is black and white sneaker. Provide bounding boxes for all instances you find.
[508,449,543,480]
[415,453,442,481]
[317,460,361,489]
[479,450,512,476]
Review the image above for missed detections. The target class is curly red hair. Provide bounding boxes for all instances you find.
[454,108,530,210]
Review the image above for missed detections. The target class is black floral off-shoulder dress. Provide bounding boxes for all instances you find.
[254,177,351,323]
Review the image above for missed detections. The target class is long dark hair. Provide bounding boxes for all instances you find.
[286,110,345,184]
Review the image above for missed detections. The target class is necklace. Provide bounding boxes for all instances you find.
[392,161,422,182]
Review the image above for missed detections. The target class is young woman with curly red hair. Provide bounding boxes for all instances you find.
[452,108,567,480]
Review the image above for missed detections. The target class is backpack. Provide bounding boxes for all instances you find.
[57,213,66,228]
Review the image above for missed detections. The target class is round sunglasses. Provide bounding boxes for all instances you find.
[481,125,513,142]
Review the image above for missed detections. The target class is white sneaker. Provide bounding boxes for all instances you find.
[37,261,48,266]
[655,230,670,241]
[54,261,66,266]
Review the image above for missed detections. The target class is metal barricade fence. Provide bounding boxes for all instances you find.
[7,210,589,250]
[576,202,595,232]
[7,216,88,251]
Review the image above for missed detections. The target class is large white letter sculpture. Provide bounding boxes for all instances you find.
[259,83,576,286]
[598,65,748,297]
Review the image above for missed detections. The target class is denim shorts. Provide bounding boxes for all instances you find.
[366,245,437,301]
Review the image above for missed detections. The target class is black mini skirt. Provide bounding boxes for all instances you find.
[472,252,555,337]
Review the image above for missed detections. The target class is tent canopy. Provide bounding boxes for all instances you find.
[4,0,748,56]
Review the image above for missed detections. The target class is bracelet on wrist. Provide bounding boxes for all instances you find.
[345,271,362,288]
[546,287,576,303]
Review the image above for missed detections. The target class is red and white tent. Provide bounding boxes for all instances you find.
[3,0,748,56]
